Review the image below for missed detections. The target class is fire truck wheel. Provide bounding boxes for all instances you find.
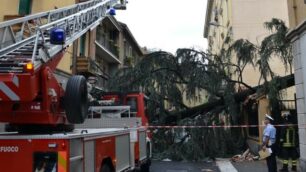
[100,165,111,172]
[140,163,150,172]
[65,75,88,124]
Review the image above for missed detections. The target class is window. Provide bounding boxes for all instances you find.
[127,97,138,116]
[124,42,132,57]
[124,40,127,56]
[221,32,225,40]
[219,8,223,16]
[19,0,32,15]
[80,35,86,56]
[129,46,132,57]
[213,7,219,22]
[247,102,259,137]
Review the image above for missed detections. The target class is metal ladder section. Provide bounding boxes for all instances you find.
[88,106,131,118]
[0,0,125,73]
[77,105,143,129]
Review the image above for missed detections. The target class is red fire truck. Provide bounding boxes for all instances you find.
[0,0,151,171]
[0,92,152,172]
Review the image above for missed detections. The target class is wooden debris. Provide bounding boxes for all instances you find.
[231,149,258,162]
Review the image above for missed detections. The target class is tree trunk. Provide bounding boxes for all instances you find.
[164,74,294,124]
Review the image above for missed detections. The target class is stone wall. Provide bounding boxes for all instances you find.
[291,24,306,172]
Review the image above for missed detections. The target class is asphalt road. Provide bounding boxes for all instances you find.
[150,160,220,172]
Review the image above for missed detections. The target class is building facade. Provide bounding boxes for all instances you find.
[204,0,299,152]
[77,16,143,89]
[287,0,306,28]
[287,0,306,171]
[287,20,306,172]
[205,0,306,170]
[204,0,292,87]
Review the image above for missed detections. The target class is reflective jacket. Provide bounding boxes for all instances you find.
[280,126,297,147]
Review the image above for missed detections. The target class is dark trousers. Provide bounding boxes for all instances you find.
[281,147,298,160]
[281,147,298,168]
[266,144,277,172]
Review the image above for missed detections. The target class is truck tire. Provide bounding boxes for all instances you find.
[64,75,88,124]
[100,165,111,172]
[140,163,150,172]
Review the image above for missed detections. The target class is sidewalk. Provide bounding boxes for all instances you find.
[232,159,299,172]
[150,160,220,172]
[232,160,271,172]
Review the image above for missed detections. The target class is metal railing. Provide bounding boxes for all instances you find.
[96,35,119,57]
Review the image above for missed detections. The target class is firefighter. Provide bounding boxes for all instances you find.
[279,112,298,172]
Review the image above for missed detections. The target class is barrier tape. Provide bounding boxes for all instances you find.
[146,124,306,129]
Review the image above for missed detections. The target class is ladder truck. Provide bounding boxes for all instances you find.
[0,0,151,171]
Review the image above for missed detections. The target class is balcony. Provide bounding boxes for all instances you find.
[76,57,109,79]
[76,57,89,73]
[95,41,121,64]
[124,56,134,67]
[96,38,119,57]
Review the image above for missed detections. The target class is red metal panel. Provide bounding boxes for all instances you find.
[95,136,116,172]
[0,52,68,125]
[134,140,140,162]
[0,73,39,101]
[102,93,150,127]
[0,139,68,172]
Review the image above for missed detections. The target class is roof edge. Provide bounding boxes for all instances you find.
[287,19,306,41]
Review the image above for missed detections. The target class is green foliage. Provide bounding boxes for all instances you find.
[260,19,293,78]
[108,49,232,118]
[227,18,292,83]
[152,112,246,161]
[228,39,257,70]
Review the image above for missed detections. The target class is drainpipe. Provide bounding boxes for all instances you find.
[72,41,78,75]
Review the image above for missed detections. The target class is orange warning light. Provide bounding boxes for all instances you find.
[26,62,34,70]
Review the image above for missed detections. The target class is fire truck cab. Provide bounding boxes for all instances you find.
[77,92,152,171]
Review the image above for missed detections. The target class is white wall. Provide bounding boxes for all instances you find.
[291,24,306,172]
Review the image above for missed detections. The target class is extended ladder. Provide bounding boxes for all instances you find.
[0,0,126,73]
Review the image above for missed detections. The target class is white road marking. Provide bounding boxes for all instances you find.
[216,160,238,172]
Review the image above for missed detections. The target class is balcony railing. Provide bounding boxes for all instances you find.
[76,56,109,79]
[76,57,89,73]
[96,35,119,57]
[109,41,119,57]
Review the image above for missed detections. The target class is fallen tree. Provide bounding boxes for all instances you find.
[107,19,294,160]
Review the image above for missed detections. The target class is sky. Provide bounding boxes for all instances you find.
[116,0,208,54]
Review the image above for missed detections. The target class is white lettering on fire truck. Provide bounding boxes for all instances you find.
[0,146,19,152]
